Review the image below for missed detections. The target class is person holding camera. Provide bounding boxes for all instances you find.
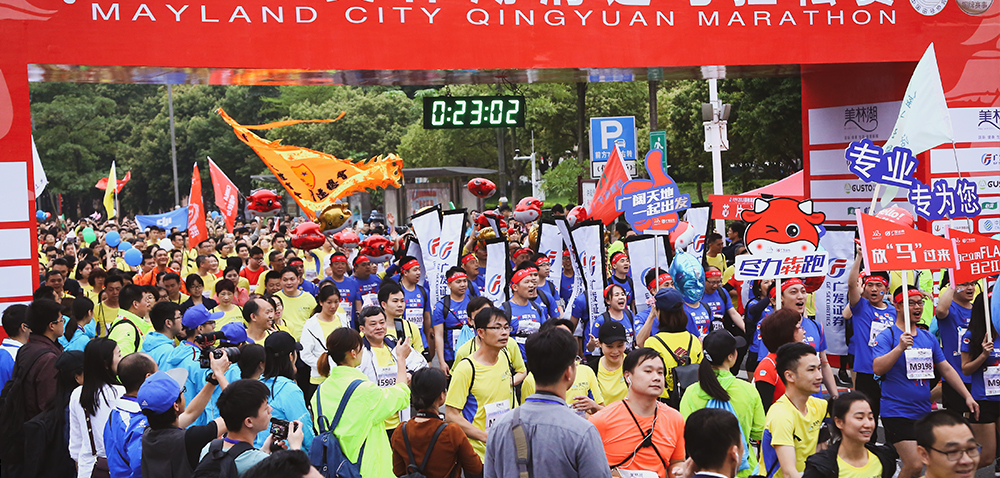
[173,304,226,427]
[196,379,305,476]
[254,331,314,452]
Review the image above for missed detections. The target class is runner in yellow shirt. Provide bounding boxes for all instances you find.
[107,284,154,356]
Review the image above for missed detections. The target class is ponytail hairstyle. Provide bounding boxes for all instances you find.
[967,293,993,359]
[238,344,266,379]
[312,285,341,315]
[697,358,730,402]
[66,296,94,342]
[316,327,363,377]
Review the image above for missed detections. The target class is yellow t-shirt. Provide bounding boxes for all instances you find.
[519,364,603,412]
[596,357,628,404]
[213,304,244,328]
[276,290,317,341]
[444,353,517,458]
[705,253,726,273]
[371,345,401,430]
[169,293,190,305]
[384,318,426,353]
[837,450,882,478]
[760,395,828,478]
[644,331,703,398]
[94,302,119,337]
[200,273,218,297]
[453,338,527,375]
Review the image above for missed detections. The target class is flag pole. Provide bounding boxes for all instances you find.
[902,277,910,332]
[775,277,782,310]
[654,238,660,293]
[982,278,992,341]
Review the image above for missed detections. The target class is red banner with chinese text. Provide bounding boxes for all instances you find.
[856,213,956,272]
[187,165,208,250]
[208,158,239,233]
[948,228,1000,284]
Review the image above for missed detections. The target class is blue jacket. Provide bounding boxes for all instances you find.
[104,396,145,478]
[254,376,314,451]
[58,319,96,352]
[0,350,13,394]
[177,341,241,427]
[140,332,180,370]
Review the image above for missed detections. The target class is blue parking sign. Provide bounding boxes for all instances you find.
[590,116,637,178]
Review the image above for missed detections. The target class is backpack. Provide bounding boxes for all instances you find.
[399,421,448,478]
[652,334,699,408]
[706,399,753,474]
[108,317,142,352]
[310,380,366,478]
[192,439,255,478]
[0,345,58,463]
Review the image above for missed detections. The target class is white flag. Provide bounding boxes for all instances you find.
[31,136,47,198]
[880,43,954,205]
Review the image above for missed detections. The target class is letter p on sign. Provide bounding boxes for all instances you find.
[601,120,623,149]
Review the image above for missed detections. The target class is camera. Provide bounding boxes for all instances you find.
[270,418,295,441]
[194,332,241,368]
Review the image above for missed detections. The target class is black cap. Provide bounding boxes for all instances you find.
[702,330,747,364]
[264,331,303,355]
[56,350,85,374]
[598,321,628,344]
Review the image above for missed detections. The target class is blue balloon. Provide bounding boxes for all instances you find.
[669,252,705,304]
[117,241,132,252]
[105,230,121,247]
[36,210,46,221]
[123,248,143,267]
[211,211,220,219]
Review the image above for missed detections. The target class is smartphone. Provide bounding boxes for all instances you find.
[394,318,406,341]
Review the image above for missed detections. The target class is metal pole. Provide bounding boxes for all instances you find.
[649,81,659,131]
[168,85,180,207]
[709,79,725,236]
[577,82,587,164]
[496,127,506,199]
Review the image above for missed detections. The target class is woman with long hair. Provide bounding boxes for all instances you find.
[301,285,346,393]
[752,308,805,411]
[313,327,411,478]
[68,338,123,478]
[744,279,774,374]
[60,296,97,352]
[253,331,314,452]
[960,294,1000,470]
[680,330,765,478]
[803,392,897,478]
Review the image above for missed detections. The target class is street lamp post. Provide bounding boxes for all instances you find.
[703,78,731,236]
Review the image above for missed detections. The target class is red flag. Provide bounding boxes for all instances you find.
[589,146,631,226]
[207,158,239,233]
[856,213,957,272]
[187,165,208,250]
[948,229,1000,284]
[94,170,131,193]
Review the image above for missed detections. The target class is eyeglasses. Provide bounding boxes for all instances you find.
[928,445,981,461]
[50,317,65,325]
[485,325,512,332]
[908,300,926,307]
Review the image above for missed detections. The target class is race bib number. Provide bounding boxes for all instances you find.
[484,400,511,431]
[905,348,935,380]
[985,365,1000,396]
[519,319,540,335]
[957,327,968,356]
[340,300,353,320]
[362,293,378,308]
[452,329,461,350]
[617,471,659,478]
[405,308,423,327]
[376,365,396,388]
[869,321,890,347]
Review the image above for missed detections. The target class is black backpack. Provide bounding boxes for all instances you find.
[400,422,448,478]
[192,438,255,478]
[0,345,58,463]
[652,334,699,408]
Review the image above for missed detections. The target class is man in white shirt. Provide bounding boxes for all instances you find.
[1,304,29,360]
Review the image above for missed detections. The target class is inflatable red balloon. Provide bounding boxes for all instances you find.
[669,221,695,251]
[360,235,394,263]
[566,206,589,227]
[874,206,914,228]
[289,222,326,251]
[467,178,497,199]
[802,275,826,293]
[332,229,360,249]
[513,197,543,223]
[246,189,282,218]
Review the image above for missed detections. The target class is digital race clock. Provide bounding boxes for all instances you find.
[423,96,526,129]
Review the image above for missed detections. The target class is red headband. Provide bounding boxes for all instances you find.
[705,269,723,278]
[893,288,923,304]
[647,273,672,291]
[769,278,805,299]
[515,248,532,257]
[331,255,348,264]
[402,259,420,271]
[534,256,550,266]
[353,256,370,266]
[562,250,571,257]
[863,275,888,287]
[461,254,476,265]
[611,251,627,265]
[447,272,468,284]
[511,267,537,285]
[604,284,621,299]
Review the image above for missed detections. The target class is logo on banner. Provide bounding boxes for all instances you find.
[741,197,826,255]
[982,152,999,166]
[828,258,849,278]
[615,149,691,233]
[582,254,599,277]
[693,235,705,253]
[488,274,503,296]
[429,237,455,261]
[546,250,559,264]
[950,229,1000,283]
[844,105,879,132]
[735,252,829,280]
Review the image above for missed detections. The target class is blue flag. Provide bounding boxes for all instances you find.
[136,207,189,231]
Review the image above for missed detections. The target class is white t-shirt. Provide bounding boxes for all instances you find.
[68,384,125,478]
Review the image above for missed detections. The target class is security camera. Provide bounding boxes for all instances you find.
[514,149,522,155]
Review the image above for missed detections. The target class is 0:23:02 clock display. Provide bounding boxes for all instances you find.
[423,96,526,129]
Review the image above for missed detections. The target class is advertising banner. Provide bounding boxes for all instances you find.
[570,220,607,322]
[208,157,239,232]
[410,206,445,306]
[556,217,585,320]
[710,195,759,220]
[538,220,564,298]
[856,213,958,271]
[816,229,855,355]
[949,228,1000,284]
[483,238,509,306]
[735,252,829,280]
[136,207,189,232]
[187,165,208,249]
[616,149,690,234]
[623,234,671,318]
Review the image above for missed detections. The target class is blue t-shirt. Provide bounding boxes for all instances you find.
[533,286,559,319]
[469,274,485,297]
[571,294,589,331]
[939,302,974,383]
[560,272,575,302]
[702,289,730,320]
[960,329,1000,401]
[750,303,774,354]
[507,301,546,358]
[850,299,896,375]
[587,310,637,354]
[0,349,13,396]
[432,295,471,361]
[633,307,654,334]
[685,303,712,339]
[298,280,319,296]
[353,274,381,309]
[873,325,946,419]
[608,274,635,308]
[323,276,359,323]
[402,283,431,344]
